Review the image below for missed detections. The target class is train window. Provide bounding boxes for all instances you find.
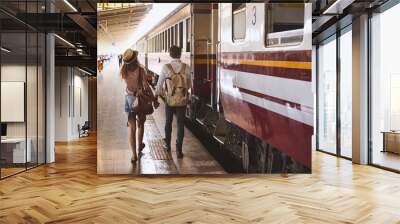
[171,27,175,46]
[166,30,169,50]
[163,31,166,52]
[158,34,160,52]
[170,27,173,46]
[153,37,155,52]
[171,26,174,46]
[155,35,158,52]
[150,38,152,53]
[171,26,176,45]
[159,34,161,52]
[155,36,157,52]
[232,3,246,41]
[186,18,191,52]
[161,33,163,52]
[164,31,166,51]
[164,31,167,51]
[168,28,171,49]
[265,3,304,47]
[179,22,183,48]
[175,24,179,47]
[169,28,172,46]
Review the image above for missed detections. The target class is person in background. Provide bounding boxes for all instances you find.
[154,45,191,159]
[118,54,123,67]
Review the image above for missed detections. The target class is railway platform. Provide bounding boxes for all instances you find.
[97,57,225,175]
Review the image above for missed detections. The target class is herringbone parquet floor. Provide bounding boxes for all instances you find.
[1,135,400,223]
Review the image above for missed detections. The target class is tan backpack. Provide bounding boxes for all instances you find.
[164,63,188,107]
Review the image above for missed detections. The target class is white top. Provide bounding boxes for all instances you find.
[155,59,191,96]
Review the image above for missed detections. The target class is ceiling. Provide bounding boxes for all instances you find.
[0,0,98,75]
[97,3,152,53]
[312,0,390,43]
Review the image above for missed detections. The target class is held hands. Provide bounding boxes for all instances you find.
[153,95,160,109]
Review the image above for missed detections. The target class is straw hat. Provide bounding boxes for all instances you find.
[123,49,138,64]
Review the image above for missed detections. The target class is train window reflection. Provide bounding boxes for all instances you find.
[265,3,304,47]
[232,3,246,41]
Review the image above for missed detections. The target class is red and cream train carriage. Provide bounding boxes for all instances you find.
[135,3,313,173]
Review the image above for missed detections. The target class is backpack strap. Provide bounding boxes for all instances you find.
[179,64,186,75]
[165,63,177,76]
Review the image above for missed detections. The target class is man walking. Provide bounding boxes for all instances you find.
[155,46,191,159]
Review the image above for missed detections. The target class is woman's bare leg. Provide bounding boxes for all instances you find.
[128,119,137,161]
[137,114,146,152]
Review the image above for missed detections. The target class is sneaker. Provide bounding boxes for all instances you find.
[162,141,171,152]
[163,143,171,152]
[177,151,183,159]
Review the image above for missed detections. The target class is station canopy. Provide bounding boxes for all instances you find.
[97,3,152,52]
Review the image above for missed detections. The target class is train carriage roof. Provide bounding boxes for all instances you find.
[136,3,189,43]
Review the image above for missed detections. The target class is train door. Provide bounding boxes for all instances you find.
[210,3,219,110]
[191,3,213,105]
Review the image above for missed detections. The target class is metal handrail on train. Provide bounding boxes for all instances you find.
[195,39,212,83]
[207,40,212,82]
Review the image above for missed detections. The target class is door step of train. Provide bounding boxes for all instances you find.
[212,115,228,145]
[213,135,226,145]
[198,104,210,118]
[195,101,212,126]
[196,118,206,126]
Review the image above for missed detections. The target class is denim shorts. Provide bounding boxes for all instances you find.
[125,95,137,121]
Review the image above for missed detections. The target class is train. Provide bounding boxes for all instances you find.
[135,3,313,173]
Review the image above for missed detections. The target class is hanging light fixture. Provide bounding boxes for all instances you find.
[54,34,76,48]
[63,0,78,12]
[1,47,11,53]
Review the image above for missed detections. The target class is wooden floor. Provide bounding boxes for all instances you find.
[372,150,400,171]
[0,135,400,223]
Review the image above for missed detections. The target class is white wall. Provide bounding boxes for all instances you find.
[1,65,26,136]
[1,63,46,163]
[54,66,89,141]
[1,64,33,138]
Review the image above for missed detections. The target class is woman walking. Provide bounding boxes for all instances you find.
[120,49,157,162]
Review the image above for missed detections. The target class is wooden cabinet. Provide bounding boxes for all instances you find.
[382,132,400,154]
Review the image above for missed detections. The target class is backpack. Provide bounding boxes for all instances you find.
[164,63,188,107]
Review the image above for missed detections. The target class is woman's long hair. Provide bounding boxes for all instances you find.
[120,61,139,80]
